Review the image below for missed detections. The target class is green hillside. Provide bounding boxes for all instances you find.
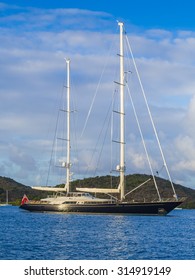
[0,174,195,208]
[71,174,195,208]
[0,176,49,205]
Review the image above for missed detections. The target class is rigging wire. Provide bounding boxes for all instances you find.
[84,96,113,177]
[81,24,120,179]
[125,34,178,200]
[126,82,162,201]
[46,63,70,187]
[68,65,81,182]
[46,103,61,186]
[93,100,113,177]
[80,26,119,138]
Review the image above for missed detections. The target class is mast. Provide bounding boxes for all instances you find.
[65,59,71,193]
[118,22,125,200]
[6,190,8,205]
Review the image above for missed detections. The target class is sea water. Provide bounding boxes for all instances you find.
[0,206,194,260]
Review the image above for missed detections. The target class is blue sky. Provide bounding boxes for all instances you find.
[3,0,195,30]
[1,0,195,190]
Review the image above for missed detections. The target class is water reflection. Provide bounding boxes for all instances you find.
[0,208,195,259]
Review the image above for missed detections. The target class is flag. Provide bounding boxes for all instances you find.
[21,194,29,205]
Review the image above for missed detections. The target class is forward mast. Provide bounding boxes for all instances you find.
[65,59,71,193]
[118,22,125,201]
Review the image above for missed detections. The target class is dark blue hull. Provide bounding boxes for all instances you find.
[20,200,183,215]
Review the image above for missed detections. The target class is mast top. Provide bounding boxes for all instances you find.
[118,21,124,27]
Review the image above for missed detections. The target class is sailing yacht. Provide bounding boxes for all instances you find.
[20,22,184,215]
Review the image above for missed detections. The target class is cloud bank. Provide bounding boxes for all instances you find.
[1,3,195,189]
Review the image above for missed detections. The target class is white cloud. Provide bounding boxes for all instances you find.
[1,5,195,189]
[183,95,195,136]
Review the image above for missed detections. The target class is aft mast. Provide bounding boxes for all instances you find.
[65,59,71,193]
[118,22,125,201]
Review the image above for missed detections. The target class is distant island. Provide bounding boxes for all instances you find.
[0,174,195,208]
